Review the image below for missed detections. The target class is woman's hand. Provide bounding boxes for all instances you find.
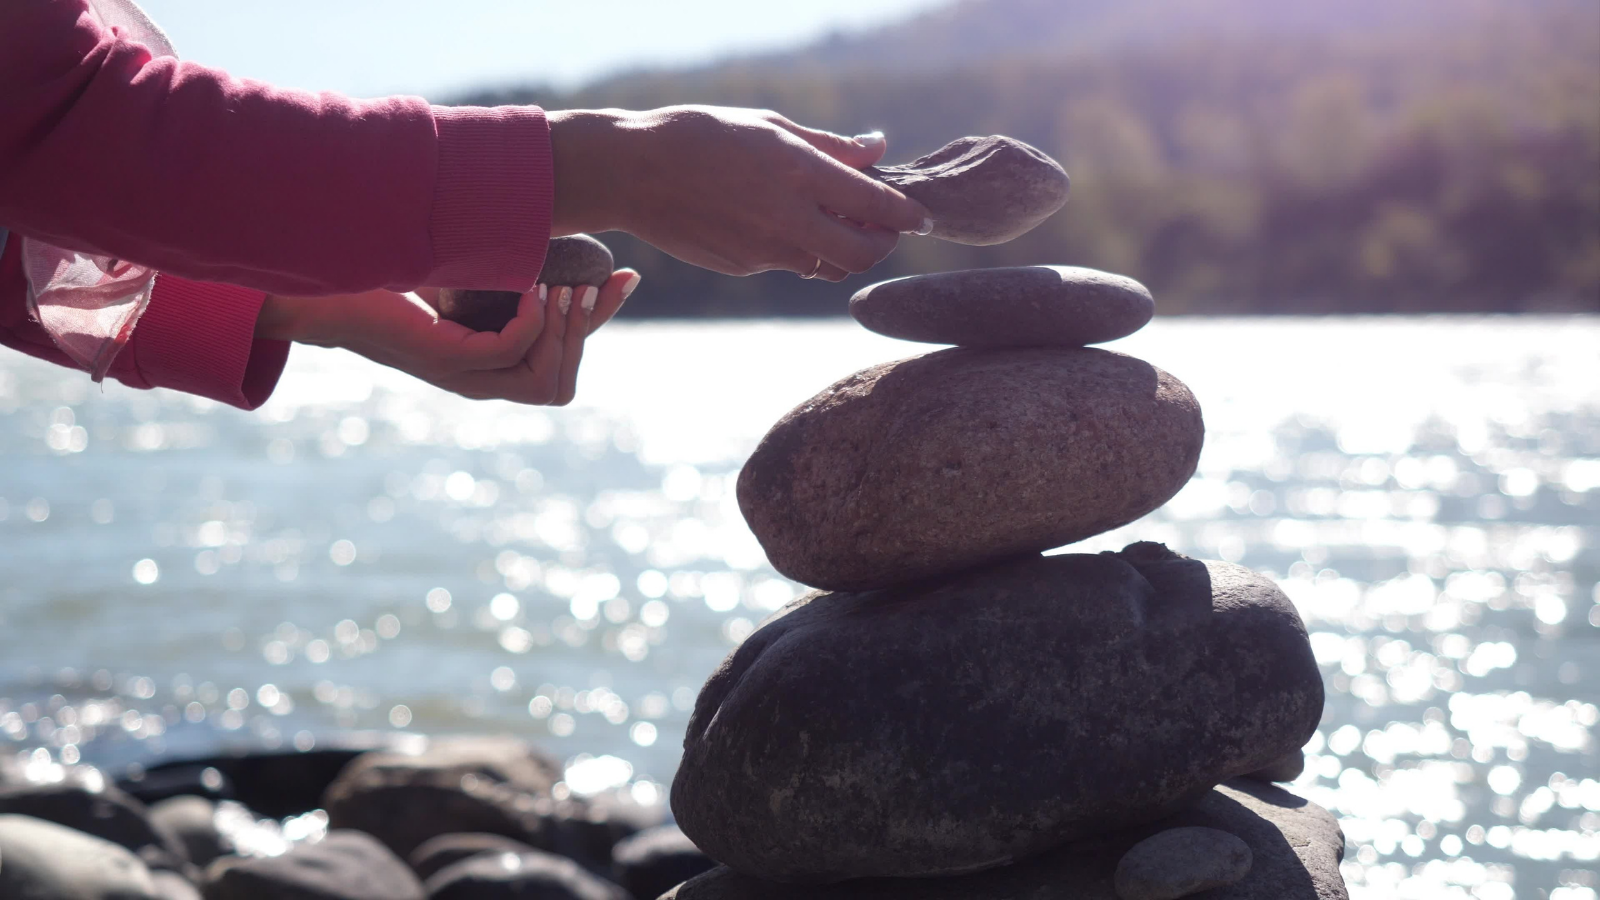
[255,270,638,405]
[550,107,931,282]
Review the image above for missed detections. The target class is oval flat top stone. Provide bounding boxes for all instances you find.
[850,266,1153,348]
[737,347,1203,591]
[671,546,1324,883]
[662,779,1346,900]
[437,233,613,332]
[871,136,1068,245]
[1114,826,1252,900]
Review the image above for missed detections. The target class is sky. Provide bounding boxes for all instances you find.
[138,0,954,101]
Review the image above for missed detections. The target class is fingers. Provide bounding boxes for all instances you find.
[411,286,443,311]
[554,286,591,406]
[812,161,932,235]
[520,285,568,404]
[801,213,901,275]
[454,287,547,371]
[766,114,889,168]
[586,270,641,335]
[812,261,851,283]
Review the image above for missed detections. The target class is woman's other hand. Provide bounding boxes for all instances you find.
[256,270,638,405]
[550,106,931,282]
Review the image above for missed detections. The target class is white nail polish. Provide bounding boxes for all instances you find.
[556,286,572,316]
[853,131,885,150]
[538,284,548,305]
[620,272,642,300]
[580,285,598,313]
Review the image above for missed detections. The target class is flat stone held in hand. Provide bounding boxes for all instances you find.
[870,136,1069,245]
[671,546,1324,883]
[437,233,613,332]
[850,266,1154,348]
[737,347,1203,592]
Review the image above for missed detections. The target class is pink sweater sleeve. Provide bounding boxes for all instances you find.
[0,237,289,409]
[0,0,554,297]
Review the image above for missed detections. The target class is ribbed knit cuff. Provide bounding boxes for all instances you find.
[132,275,289,410]
[428,105,553,292]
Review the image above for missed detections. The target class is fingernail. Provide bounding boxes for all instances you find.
[579,285,598,313]
[914,216,935,236]
[537,284,548,306]
[619,272,642,300]
[556,286,572,316]
[853,131,885,150]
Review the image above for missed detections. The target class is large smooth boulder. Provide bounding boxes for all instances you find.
[661,780,1346,899]
[424,850,627,900]
[0,772,188,868]
[202,830,423,900]
[437,234,614,332]
[611,825,715,900]
[323,736,566,860]
[672,545,1323,882]
[849,266,1153,348]
[1244,750,1306,784]
[0,813,161,899]
[870,136,1068,245]
[737,347,1204,591]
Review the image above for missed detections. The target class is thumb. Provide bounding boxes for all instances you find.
[769,115,888,168]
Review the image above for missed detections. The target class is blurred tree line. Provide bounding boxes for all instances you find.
[461,0,1600,316]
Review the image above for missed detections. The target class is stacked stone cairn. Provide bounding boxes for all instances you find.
[664,136,1348,899]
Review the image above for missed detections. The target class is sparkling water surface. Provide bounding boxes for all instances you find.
[1,316,1597,899]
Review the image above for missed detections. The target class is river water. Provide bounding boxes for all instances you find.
[1,316,1596,899]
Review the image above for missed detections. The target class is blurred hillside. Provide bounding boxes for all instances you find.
[460,0,1600,316]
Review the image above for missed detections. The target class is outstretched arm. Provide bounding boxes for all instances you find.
[0,237,287,409]
[0,0,552,297]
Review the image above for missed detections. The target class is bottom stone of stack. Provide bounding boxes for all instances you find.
[671,545,1324,882]
[661,779,1347,900]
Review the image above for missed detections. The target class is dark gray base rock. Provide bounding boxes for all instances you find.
[736,347,1204,591]
[409,833,539,881]
[202,830,424,900]
[323,735,566,859]
[612,826,716,900]
[1245,751,1306,784]
[424,850,627,900]
[1114,827,1251,899]
[870,136,1068,245]
[0,813,161,899]
[150,796,229,868]
[671,546,1323,882]
[849,266,1153,348]
[661,780,1346,899]
[0,772,188,868]
[437,234,613,332]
